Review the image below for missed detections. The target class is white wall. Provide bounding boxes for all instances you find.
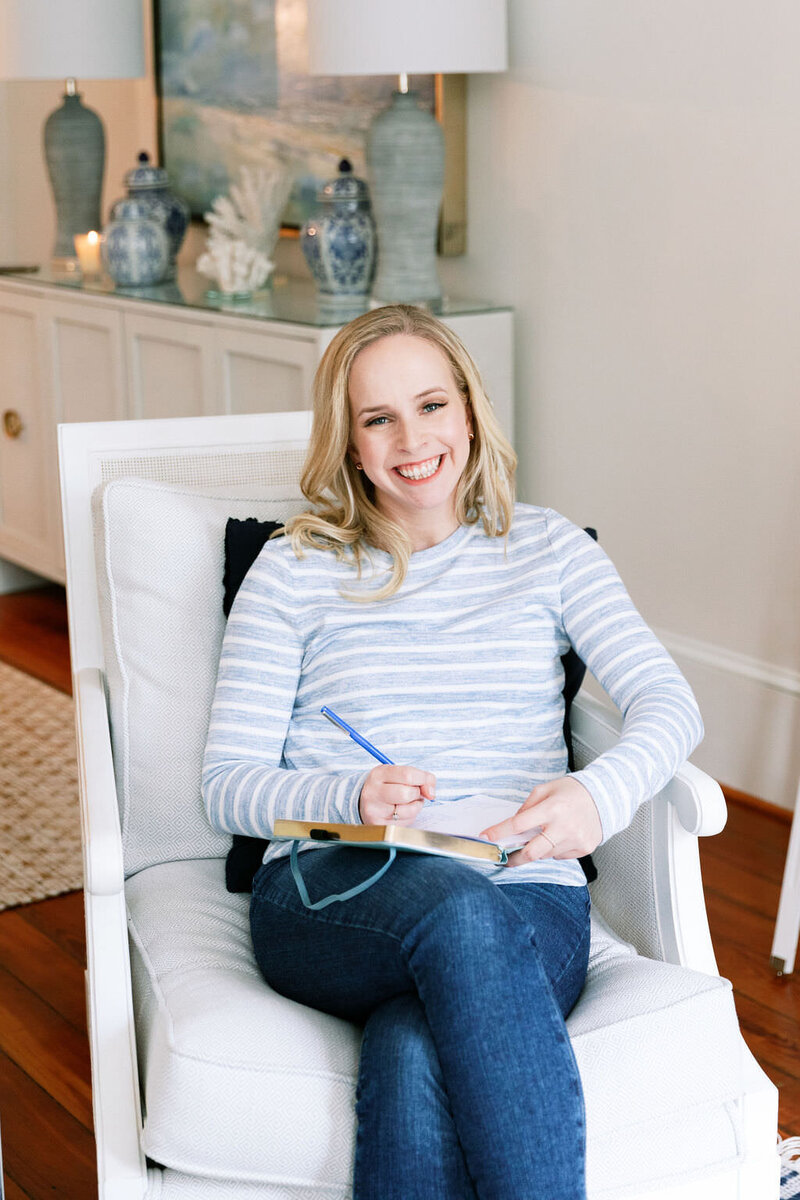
[439,0,800,809]
[1,0,798,807]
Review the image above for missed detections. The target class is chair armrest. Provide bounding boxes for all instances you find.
[662,760,727,837]
[571,692,723,973]
[570,692,727,836]
[74,666,125,896]
[74,669,148,1191]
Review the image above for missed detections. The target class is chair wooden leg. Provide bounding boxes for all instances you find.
[770,778,800,975]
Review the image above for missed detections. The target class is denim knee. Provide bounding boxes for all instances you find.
[404,870,530,961]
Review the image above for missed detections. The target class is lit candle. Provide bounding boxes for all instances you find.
[74,231,103,276]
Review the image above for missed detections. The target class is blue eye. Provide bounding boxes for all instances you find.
[365,415,389,427]
[423,401,445,413]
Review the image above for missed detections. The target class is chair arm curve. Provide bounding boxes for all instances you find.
[570,693,727,838]
[662,759,727,837]
[74,666,125,896]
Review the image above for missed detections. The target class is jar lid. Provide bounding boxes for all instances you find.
[125,151,169,191]
[318,158,370,204]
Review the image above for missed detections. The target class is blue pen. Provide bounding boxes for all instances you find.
[321,706,395,764]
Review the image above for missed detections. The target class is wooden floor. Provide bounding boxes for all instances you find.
[0,585,798,1197]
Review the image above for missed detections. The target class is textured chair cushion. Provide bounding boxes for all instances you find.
[144,1166,349,1199]
[127,859,745,1197]
[92,479,306,876]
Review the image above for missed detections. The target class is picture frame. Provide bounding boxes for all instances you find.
[154,0,467,254]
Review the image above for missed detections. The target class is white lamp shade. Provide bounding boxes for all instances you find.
[0,0,145,80]
[306,0,507,77]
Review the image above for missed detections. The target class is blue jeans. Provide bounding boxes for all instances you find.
[251,848,591,1200]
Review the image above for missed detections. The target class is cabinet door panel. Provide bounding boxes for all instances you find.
[125,313,216,419]
[48,301,126,423]
[0,295,53,572]
[218,328,317,414]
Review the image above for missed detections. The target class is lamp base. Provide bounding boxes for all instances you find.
[43,88,105,261]
[367,92,444,305]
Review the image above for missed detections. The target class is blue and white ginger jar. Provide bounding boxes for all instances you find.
[110,151,190,280]
[301,159,376,302]
[102,200,170,287]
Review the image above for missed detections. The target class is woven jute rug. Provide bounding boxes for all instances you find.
[0,660,82,910]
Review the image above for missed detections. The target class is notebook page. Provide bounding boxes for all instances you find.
[413,795,540,849]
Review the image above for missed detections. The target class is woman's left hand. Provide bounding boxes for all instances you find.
[479,777,603,868]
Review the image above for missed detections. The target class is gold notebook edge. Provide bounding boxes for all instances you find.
[272,819,506,864]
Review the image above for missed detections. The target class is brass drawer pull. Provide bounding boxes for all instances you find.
[2,410,23,438]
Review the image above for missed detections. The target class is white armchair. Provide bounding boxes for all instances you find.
[59,411,780,1200]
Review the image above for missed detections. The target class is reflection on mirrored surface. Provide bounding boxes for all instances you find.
[6,267,508,328]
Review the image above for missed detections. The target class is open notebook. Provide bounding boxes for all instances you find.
[273,795,534,866]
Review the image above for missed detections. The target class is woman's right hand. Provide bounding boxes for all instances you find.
[359,764,436,826]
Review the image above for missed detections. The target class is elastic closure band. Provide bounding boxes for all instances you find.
[289,840,397,910]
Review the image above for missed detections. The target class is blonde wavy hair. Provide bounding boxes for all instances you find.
[286,304,517,599]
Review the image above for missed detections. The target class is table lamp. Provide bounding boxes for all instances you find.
[0,0,145,265]
[306,0,507,305]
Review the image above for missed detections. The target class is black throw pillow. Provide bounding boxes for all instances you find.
[221,519,598,891]
[222,516,284,618]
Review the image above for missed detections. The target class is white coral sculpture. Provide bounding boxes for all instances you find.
[197,163,294,293]
[197,237,271,295]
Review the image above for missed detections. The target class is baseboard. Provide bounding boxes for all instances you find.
[719,784,793,824]
[657,628,800,700]
[654,628,800,814]
[583,629,800,813]
[0,558,49,594]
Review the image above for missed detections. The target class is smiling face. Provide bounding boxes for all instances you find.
[347,334,474,550]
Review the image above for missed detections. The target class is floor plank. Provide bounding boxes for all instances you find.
[0,1050,96,1200]
[0,909,87,1033]
[0,585,71,695]
[3,1174,33,1200]
[0,965,93,1130]
[701,800,797,1134]
[17,891,86,968]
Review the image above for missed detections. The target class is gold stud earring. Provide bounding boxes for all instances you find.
[468,434,474,442]
[355,463,363,470]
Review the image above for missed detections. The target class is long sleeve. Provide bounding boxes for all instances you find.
[201,546,367,839]
[202,506,704,886]
[545,510,704,842]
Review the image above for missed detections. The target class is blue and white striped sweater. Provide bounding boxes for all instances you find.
[202,504,703,887]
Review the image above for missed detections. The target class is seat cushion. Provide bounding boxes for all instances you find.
[128,860,360,1191]
[92,478,307,875]
[127,859,745,1197]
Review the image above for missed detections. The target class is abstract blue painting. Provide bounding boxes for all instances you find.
[155,0,436,226]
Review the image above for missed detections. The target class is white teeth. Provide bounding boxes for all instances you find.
[396,456,442,480]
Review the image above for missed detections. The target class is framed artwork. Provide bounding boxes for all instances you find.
[154,0,466,251]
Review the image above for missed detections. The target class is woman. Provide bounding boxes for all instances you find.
[202,304,703,1199]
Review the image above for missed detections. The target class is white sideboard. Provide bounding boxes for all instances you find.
[0,270,513,587]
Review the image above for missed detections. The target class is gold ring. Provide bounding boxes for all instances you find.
[540,830,555,850]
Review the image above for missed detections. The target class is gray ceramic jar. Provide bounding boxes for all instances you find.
[301,160,376,303]
[109,152,190,280]
[102,200,170,288]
